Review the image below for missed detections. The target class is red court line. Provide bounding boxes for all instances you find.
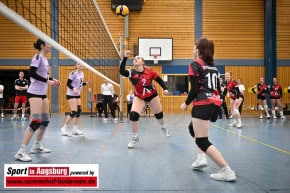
[101,123,121,151]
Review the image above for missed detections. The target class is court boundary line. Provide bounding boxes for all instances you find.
[212,123,290,155]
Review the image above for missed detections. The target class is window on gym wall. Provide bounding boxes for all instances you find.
[163,75,188,96]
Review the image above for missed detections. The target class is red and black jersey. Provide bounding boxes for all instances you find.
[226,80,238,99]
[188,58,221,106]
[119,57,168,100]
[256,83,268,97]
[269,84,282,98]
[129,67,159,99]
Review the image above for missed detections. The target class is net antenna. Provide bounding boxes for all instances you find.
[0,1,120,87]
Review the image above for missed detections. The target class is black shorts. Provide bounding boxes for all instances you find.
[27,93,47,99]
[66,95,81,100]
[191,104,220,122]
[270,96,281,100]
[143,92,158,102]
[0,98,4,106]
[257,95,266,100]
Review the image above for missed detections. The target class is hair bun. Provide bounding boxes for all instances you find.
[33,39,44,51]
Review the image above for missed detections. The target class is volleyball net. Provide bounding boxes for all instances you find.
[0,0,121,86]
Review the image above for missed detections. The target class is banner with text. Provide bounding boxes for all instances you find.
[4,164,99,188]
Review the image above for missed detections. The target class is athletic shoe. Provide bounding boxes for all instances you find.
[103,118,108,122]
[161,127,170,137]
[15,150,32,162]
[259,115,263,119]
[266,115,271,119]
[11,115,17,120]
[229,115,233,119]
[229,122,237,127]
[210,169,236,182]
[273,115,277,119]
[60,126,69,136]
[30,145,51,154]
[113,118,119,122]
[191,156,208,170]
[236,123,243,128]
[21,117,26,121]
[281,116,285,119]
[128,136,139,149]
[1,113,4,118]
[72,128,84,135]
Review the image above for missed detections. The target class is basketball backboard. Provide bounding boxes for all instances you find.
[138,38,173,61]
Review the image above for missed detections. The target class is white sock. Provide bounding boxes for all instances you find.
[20,144,27,151]
[132,133,138,138]
[22,114,25,118]
[280,111,284,117]
[73,125,78,130]
[272,110,276,116]
[222,165,232,172]
[197,152,206,159]
[35,140,40,145]
[237,119,242,124]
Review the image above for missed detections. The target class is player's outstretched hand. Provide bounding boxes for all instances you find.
[124,50,130,57]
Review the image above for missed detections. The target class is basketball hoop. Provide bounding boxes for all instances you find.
[152,54,160,64]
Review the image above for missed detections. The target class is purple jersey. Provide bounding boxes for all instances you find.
[27,54,49,95]
[66,70,84,96]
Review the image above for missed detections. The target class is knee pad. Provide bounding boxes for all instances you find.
[29,114,42,131]
[258,105,263,110]
[195,137,212,152]
[76,105,81,117]
[154,111,163,120]
[69,111,77,118]
[232,109,240,116]
[188,121,195,138]
[40,113,50,129]
[130,111,140,121]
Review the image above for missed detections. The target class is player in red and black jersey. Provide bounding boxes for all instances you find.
[269,77,285,119]
[225,72,243,128]
[119,50,169,149]
[180,38,236,182]
[252,78,270,119]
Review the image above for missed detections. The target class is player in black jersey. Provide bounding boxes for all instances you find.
[218,77,229,119]
[181,38,236,181]
[11,71,29,120]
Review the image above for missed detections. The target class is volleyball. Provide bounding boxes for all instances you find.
[116,5,129,17]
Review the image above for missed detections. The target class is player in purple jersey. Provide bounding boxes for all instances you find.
[14,39,61,162]
[180,38,236,181]
[61,63,89,136]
